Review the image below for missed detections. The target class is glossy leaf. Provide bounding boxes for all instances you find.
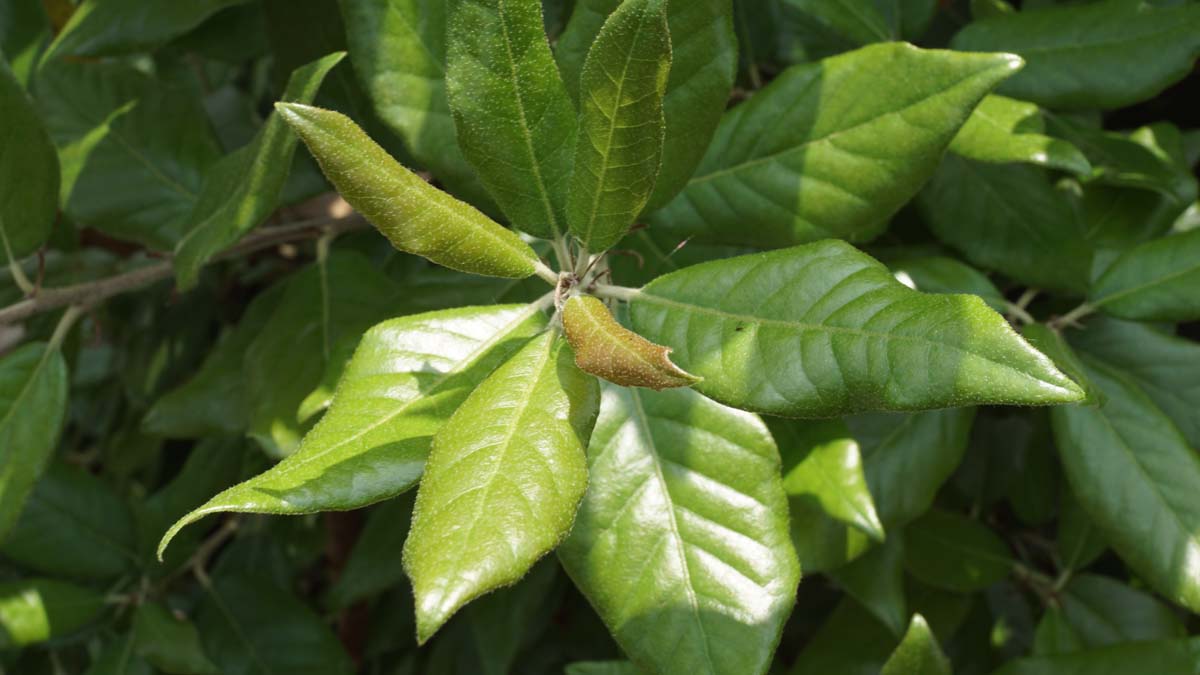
[949,95,1090,175]
[559,385,799,675]
[1021,324,1101,407]
[0,578,104,648]
[829,536,907,636]
[881,615,950,675]
[404,331,599,642]
[172,53,343,289]
[1051,355,1200,613]
[888,255,1006,312]
[628,241,1083,417]
[651,43,1020,248]
[47,0,247,56]
[566,0,671,252]
[1058,574,1184,650]
[277,102,539,278]
[158,303,546,558]
[133,602,220,675]
[445,0,576,239]
[562,295,699,390]
[951,2,1200,110]
[0,56,58,259]
[0,342,68,539]
[1090,228,1200,322]
[993,638,1200,675]
[557,0,738,210]
[903,510,1012,593]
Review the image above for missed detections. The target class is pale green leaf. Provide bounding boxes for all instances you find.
[950,95,1091,175]
[903,510,1012,592]
[133,602,220,675]
[405,331,599,642]
[566,0,671,252]
[0,56,58,259]
[627,241,1083,417]
[445,0,576,239]
[276,102,539,278]
[651,43,1020,248]
[1090,228,1200,322]
[994,638,1200,675]
[47,0,248,56]
[157,302,547,559]
[559,384,798,675]
[172,52,344,290]
[0,578,104,648]
[881,614,950,675]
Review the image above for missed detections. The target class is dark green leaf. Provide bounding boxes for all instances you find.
[1056,488,1107,573]
[950,95,1090,175]
[1090,228,1200,322]
[628,241,1082,417]
[993,638,1200,675]
[830,536,907,636]
[559,385,798,675]
[1058,574,1184,649]
[133,602,220,675]
[460,557,561,675]
[1021,324,1101,406]
[788,599,896,675]
[782,0,893,44]
[0,0,49,85]
[326,493,414,610]
[47,0,248,57]
[0,578,104,647]
[1032,607,1084,657]
[651,43,1020,248]
[86,633,155,675]
[888,255,1007,313]
[903,510,1012,593]
[566,663,642,675]
[405,332,599,642]
[881,614,950,675]
[0,56,58,259]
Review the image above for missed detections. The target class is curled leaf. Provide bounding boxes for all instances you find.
[562,295,699,390]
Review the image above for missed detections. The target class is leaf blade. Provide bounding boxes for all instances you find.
[562,295,699,390]
[0,56,59,259]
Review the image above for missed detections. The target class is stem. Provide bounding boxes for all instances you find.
[1,225,36,295]
[1049,302,1095,331]
[533,260,559,286]
[591,283,640,302]
[551,237,573,272]
[574,244,592,278]
[1004,301,1036,326]
[47,305,83,351]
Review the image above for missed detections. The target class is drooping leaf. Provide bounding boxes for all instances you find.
[950,2,1200,110]
[559,384,799,675]
[1056,574,1184,650]
[0,578,104,648]
[566,0,671,252]
[445,0,576,239]
[650,43,1020,248]
[562,295,699,390]
[35,60,221,250]
[829,535,907,636]
[1090,228,1200,322]
[158,303,547,559]
[887,254,1007,312]
[903,510,1012,593]
[47,0,248,57]
[993,638,1200,675]
[133,602,220,675]
[627,241,1083,417]
[949,95,1090,175]
[1050,354,1200,613]
[171,52,344,289]
[0,56,58,259]
[0,342,68,539]
[881,615,950,675]
[404,331,599,642]
[276,102,539,278]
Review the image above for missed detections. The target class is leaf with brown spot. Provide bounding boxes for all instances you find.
[562,295,699,390]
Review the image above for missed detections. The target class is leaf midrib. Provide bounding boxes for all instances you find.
[1093,254,1200,310]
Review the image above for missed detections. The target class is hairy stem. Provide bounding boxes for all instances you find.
[591,283,641,302]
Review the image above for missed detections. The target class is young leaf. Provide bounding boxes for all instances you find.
[951,2,1200,110]
[558,385,799,675]
[993,638,1200,675]
[157,303,546,559]
[650,43,1021,248]
[445,0,577,239]
[949,95,1091,175]
[562,295,699,390]
[1090,228,1200,322]
[627,240,1083,417]
[404,331,599,642]
[46,0,247,57]
[0,342,68,539]
[0,56,59,259]
[133,602,220,675]
[276,102,539,278]
[881,615,951,675]
[903,510,1012,593]
[566,0,671,252]
[173,52,345,289]
[1051,355,1200,613]
[0,578,104,648]
[1057,574,1184,649]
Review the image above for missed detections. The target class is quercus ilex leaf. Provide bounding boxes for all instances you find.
[561,294,699,390]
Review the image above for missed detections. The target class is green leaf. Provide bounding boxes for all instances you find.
[47,0,248,57]
[326,493,414,610]
[566,663,642,675]
[0,56,58,259]
[196,573,353,675]
[1050,354,1200,613]
[0,342,68,539]
[903,510,1012,593]
[133,602,220,675]
[829,535,907,636]
[0,578,104,648]
[0,462,138,581]
[1021,324,1101,407]
[919,153,1091,293]
[445,0,576,239]
[157,303,547,559]
[171,52,344,290]
[35,60,221,250]
[340,0,492,206]
[459,557,561,675]
[1033,608,1084,657]
[276,102,539,278]
[650,43,1020,248]
[887,255,1007,312]
[993,638,1200,675]
[1070,317,1200,448]
[86,633,155,675]
[950,2,1200,110]
[566,0,671,252]
[628,241,1083,417]
[559,385,798,675]
[773,418,884,542]
[881,614,950,675]
[404,331,599,642]
[0,0,50,86]
[1056,489,1107,573]
[949,95,1090,175]
[562,295,700,390]
[1057,574,1184,650]
[783,0,893,45]
[1090,229,1200,322]
[788,598,897,675]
